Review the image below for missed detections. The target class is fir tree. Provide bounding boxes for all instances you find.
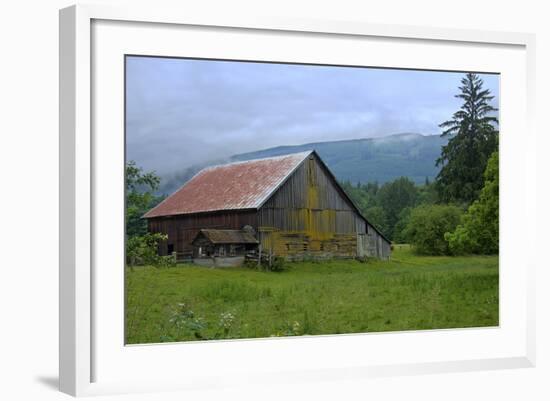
[435,73,498,204]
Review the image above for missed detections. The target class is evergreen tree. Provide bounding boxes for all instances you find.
[435,73,498,204]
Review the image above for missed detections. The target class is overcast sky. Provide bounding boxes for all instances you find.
[126,56,499,175]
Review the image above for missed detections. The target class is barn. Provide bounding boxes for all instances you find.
[143,150,391,263]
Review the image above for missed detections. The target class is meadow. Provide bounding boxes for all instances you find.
[125,245,498,344]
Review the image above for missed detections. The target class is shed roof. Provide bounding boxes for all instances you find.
[143,151,311,218]
[193,229,259,245]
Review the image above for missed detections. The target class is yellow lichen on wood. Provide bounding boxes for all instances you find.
[257,159,359,259]
[264,228,357,258]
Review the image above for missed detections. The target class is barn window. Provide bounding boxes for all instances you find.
[230,245,236,256]
[218,246,226,256]
[320,243,325,251]
[167,244,174,254]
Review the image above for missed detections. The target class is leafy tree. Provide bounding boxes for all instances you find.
[363,206,389,235]
[343,177,417,240]
[403,204,462,255]
[392,207,413,244]
[436,73,498,204]
[341,180,378,215]
[364,181,380,197]
[445,151,499,254]
[126,160,164,237]
[416,181,438,205]
[377,177,418,238]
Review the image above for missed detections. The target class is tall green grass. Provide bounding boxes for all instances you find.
[125,246,498,344]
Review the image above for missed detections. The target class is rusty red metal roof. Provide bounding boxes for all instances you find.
[143,151,312,218]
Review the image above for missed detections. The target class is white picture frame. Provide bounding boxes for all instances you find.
[59,4,536,397]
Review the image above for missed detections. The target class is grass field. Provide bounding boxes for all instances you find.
[125,245,498,344]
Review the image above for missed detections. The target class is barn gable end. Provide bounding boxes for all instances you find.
[257,152,390,260]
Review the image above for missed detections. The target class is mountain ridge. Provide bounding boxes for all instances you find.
[159,133,447,195]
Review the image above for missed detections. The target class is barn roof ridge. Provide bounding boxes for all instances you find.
[252,150,314,209]
[201,150,314,171]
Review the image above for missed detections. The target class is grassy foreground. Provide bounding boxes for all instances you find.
[125,246,498,344]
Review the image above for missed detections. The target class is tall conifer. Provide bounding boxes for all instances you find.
[435,73,498,203]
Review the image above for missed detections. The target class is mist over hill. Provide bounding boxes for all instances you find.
[158,133,447,195]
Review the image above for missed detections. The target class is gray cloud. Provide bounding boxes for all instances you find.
[126,57,499,175]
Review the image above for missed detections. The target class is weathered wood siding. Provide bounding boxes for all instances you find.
[258,154,367,259]
[365,223,391,260]
[147,210,257,257]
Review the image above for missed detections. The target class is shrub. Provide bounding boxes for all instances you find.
[126,232,175,267]
[446,152,499,255]
[269,256,286,272]
[157,254,177,268]
[168,303,208,340]
[403,204,462,255]
[243,255,286,272]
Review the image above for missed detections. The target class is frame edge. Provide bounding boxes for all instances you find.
[59,4,92,396]
[59,5,77,396]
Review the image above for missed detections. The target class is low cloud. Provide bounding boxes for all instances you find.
[126,57,499,175]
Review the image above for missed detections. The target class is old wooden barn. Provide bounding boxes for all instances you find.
[144,150,391,263]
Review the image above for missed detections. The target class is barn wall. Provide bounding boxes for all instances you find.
[147,210,257,257]
[258,154,368,259]
[366,223,391,260]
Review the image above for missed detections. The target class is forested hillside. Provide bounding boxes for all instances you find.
[160,133,447,195]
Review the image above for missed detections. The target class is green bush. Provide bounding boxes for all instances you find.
[243,255,286,272]
[126,232,175,267]
[445,152,499,255]
[403,204,462,255]
[269,256,286,272]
